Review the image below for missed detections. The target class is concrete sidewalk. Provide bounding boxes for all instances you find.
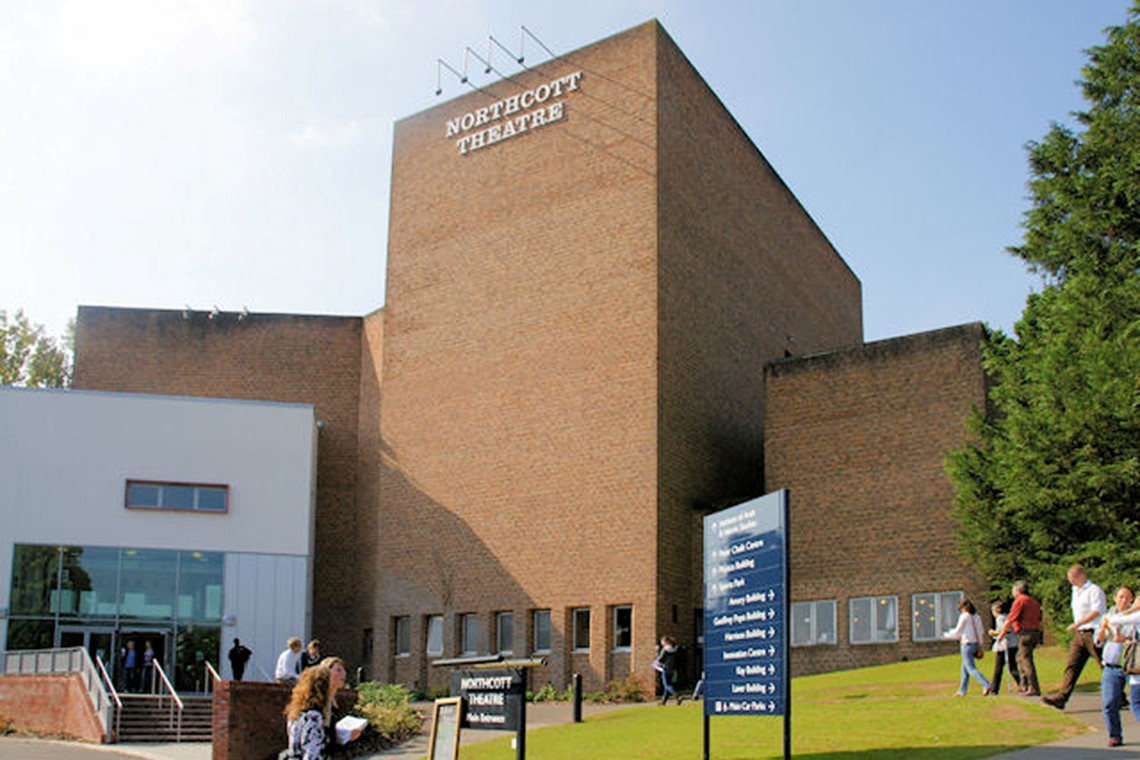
[993,688,1140,759]
[5,690,1140,759]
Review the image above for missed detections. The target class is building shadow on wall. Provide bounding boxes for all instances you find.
[375,442,594,690]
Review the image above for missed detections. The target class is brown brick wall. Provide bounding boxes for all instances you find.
[212,679,357,760]
[378,22,662,693]
[0,675,105,742]
[764,323,989,675]
[375,20,863,694]
[72,306,367,666]
[654,23,863,665]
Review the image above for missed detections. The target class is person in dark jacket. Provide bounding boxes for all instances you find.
[228,638,252,681]
[653,636,684,705]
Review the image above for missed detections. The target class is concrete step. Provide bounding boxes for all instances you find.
[114,694,213,743]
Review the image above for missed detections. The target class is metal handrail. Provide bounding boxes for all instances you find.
[204,660,221,694]
[151,660,183,742]
[95,656,123,741]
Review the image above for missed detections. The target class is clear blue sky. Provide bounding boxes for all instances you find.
[1,0,1132,342]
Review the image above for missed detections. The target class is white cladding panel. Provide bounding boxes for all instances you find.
[222,553,309,681]
[0,387,316,556]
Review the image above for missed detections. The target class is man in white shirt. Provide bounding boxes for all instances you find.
[1097,586,1134,748]
[1043,564,1106,709]
[275,637,303,686]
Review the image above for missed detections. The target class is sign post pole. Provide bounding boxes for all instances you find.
[516,666,527,760]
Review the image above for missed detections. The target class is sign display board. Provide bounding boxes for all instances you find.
[703,491,789,717]
[451,667,525,731]
[428,698,462,760]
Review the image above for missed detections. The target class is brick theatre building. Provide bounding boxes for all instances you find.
[69,21,988,690]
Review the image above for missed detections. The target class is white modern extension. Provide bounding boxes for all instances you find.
[0,386,317,691]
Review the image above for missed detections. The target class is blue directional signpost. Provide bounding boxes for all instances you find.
[703,490,790,760]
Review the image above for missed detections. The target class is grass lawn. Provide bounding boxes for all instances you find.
[454,646,1095,759]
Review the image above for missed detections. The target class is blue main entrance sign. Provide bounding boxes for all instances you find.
[703,491,789,720]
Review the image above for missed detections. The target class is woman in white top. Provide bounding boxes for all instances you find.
[943,598,993,696]
[988,601,1020,693]
[1105,593,1140,727]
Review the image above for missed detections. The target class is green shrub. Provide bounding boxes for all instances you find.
[595,673,649,703]
[353,681,424,744]
[528,683,576,702]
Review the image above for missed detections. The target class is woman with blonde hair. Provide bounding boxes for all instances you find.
[281,657,360,759]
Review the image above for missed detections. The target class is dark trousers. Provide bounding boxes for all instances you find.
[1055,629,1101,703]
[1017,630,1042,695]
[991,646,1020,693]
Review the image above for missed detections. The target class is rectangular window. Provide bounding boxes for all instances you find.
[426,615,443,657]
[912,591,964,642]
[496,612,514,655]
[613,606,633,650]
[394,616,410,656]
[533,610,551,653]
[850,595,899,644]
[460,613,479,655]
[791,600,837,647]
[126,480,229,513]
[572,607,590,651]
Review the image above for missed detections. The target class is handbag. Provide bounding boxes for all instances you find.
[1122,635,1140,676]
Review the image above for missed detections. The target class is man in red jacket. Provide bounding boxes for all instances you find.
[994,580,1043,696]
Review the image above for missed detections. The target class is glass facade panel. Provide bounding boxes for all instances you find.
[60,546,120,619]
[7,543,227,693]
[6,618,55,650]
[119,549,176,619]
[175,623,221,693]
[177,551,224,621]
[11,545,60,616]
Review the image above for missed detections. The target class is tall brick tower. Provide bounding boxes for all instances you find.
[374,21,862,691]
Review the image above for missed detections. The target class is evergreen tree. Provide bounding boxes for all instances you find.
[0,308,72,388]
[947,3,1140,623]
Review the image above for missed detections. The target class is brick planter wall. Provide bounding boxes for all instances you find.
[212,680,358,760]
[0,674,105,743]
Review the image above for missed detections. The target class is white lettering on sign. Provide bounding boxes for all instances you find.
[458,675,515,691]
[444,71,583,155]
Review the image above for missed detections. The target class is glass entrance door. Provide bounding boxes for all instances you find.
[57,625,116,682]
[119,628,173,694]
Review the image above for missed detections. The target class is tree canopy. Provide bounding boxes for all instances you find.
[0,308,73,388]
[947,2,1140,626]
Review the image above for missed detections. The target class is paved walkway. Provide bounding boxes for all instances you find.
[4,690,1140,759]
